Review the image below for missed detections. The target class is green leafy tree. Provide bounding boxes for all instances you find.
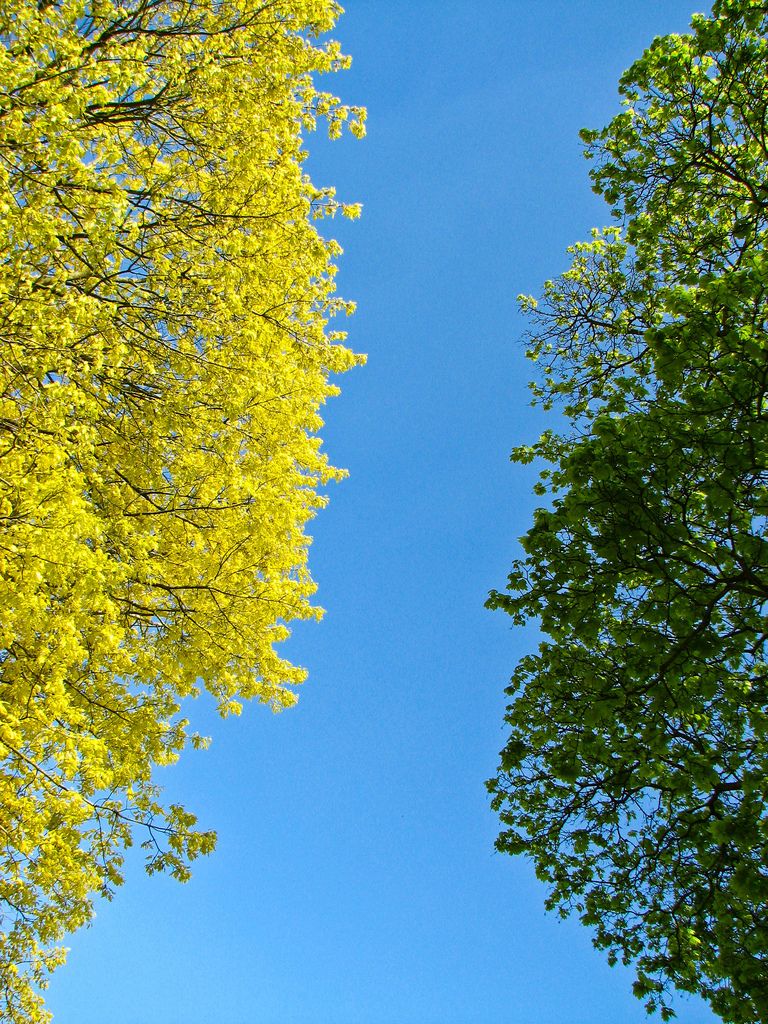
[0,1,363,1019]
[487,3,768,1021]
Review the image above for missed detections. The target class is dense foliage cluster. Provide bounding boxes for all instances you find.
[488,2,768,1021]
[0,1,363,1018]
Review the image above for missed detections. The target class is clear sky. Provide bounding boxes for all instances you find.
[49,3,720,1023]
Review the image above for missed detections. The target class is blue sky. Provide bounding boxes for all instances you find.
[49,3,719,1023]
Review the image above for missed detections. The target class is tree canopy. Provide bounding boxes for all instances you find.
[0,1,363,1019]
[487,2,768,1021]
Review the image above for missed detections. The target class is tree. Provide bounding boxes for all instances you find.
[0,1,364,1019]
[487,3,768,1021]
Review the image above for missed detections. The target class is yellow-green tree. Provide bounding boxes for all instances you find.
[0,1,364,1018]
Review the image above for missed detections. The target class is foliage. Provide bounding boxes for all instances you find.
[0,0,364,1018]
[487,2,768,1021]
